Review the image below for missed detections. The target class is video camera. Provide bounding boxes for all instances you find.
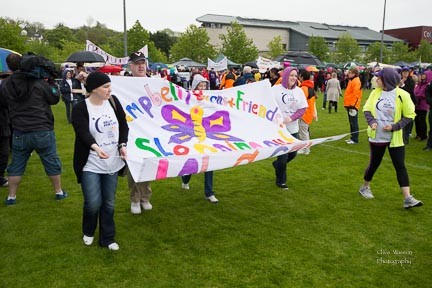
[20,52,58,79]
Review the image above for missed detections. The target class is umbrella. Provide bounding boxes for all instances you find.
[243,61,258,69]
[66,51,105,63]
[97,65,123,73]
[275,51,323,66]
[0,48,22,73]
[305,65,319,72]
[171,58,206,68]
[148,62,168,71]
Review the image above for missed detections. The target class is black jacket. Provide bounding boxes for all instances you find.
[0,78,11,137]
[0,72,60,132]
[71,95,129,183]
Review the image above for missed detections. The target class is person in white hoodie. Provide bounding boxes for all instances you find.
[180,74,218,203]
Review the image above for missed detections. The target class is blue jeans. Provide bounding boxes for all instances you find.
[81,171,118,247]
[7,130,62,176]
[182,171,214,197]
[347,110,359,143]
[272,132,298,185]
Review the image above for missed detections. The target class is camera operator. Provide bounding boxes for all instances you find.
[0,53,68,205]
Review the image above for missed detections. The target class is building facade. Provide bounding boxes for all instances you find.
[384,26,432,49]
[197,14,402,54]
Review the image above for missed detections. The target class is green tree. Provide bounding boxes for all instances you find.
[389,41,412,63]
[0,18,27,53]
[364,42,388,63]
[417,39,432,63]
[266,36,285,59]
[334,33,361,63]
[127,20,167,62]
[44,23,76,50]
[170,24,216,63]
[150,29,177,59]
[308,36,329,62]
[219,22,259,64]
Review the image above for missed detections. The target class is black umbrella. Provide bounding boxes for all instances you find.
[243,61,258,69]
[66,51,105,63]
[275,51,323,66]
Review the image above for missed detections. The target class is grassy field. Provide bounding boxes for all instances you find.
[0,89,431,287]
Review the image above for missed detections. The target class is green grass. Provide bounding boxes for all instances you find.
[1,90,431,287]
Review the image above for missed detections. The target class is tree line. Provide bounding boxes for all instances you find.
[1,17,431,66]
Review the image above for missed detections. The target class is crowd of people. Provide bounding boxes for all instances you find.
[0,51,429,251]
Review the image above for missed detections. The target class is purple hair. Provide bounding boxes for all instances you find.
[281,67,298,89]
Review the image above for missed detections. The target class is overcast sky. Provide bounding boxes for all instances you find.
[1,0,430,33]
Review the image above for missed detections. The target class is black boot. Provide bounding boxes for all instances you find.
[328,101,332,113]
[334,102,338,113]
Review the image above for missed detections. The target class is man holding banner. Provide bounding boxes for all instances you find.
[127,51,153,214]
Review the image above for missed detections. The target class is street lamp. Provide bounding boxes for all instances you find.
[379,0,387,63]
[123,0,128,57]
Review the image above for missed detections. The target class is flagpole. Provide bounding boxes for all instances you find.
[379,0,386,63]
[123,0,128,57]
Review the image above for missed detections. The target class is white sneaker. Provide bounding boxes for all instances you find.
[141,201,153,211]
[359,186,374,199]
[297,149,310,155]
[83,235,94,246]
[108,242,120,251]
[206,195,219,203]
[131,202,141,214]
[181,183,190,190]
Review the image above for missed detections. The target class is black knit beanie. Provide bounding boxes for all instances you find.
[85,72,111,92]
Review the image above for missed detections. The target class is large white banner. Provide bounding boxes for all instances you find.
[207,57,228,71]
[85,40,148,65]
[256,56,281,73]
[110,77,347,182]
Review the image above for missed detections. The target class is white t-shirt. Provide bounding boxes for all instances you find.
[83,99,124,174]
[272,85,308,134]
[370,89,396,143]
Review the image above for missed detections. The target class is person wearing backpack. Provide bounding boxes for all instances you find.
[359,68,422,209]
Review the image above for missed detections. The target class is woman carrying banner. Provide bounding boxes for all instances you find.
[181,74,218,203]
[72,72,129,250]
[271,67,308,189]
[359,68,422,209]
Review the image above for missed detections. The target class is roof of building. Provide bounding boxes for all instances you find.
[196,14,402,42]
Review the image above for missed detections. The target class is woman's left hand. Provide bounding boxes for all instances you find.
[383,124,393,132]
[119,147,127,160]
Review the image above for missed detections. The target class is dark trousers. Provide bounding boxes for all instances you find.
[0,136,9,177]
[328,101,338,113]
[347,110,359,143]
[272,132,298,185]
[182,171,214,197]
[363,143,409,187]
[414,110,428,139]
[402,121,414,144]
[427,112,432,148]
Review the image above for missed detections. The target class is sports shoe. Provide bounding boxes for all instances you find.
[181,183,190,190]
[206,195,219,203]
[5,197,16,205]
[359,186,374,199]
[404,195,423,209]
[0,177,8,187]
[55,191,68,200]
[297,149,310,155]
[276,183,289,190]
[131,202,141,214]
[83,235,94,246]
[345,139,352,143]
[108,242,120,251]
[346,140,358,145]
[141,201,153,211]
